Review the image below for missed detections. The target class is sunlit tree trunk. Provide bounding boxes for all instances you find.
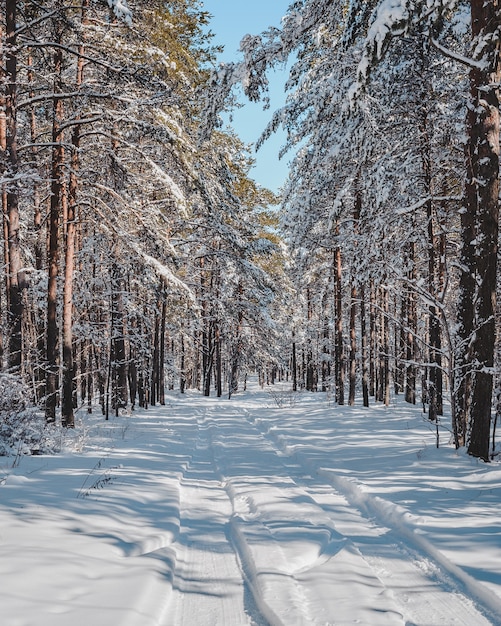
[45,42,65,423]
[62,0,89,427]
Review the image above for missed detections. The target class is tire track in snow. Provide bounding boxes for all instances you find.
[206,408,406,626]
[245,408,500,626]
[166,412,256,626]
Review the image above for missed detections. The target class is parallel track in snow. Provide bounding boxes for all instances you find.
[242,405,500,626]
[203,402,499,626]
[157,396,501,626]
[167,412,262,626]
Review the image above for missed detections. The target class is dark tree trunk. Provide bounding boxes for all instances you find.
[159,300,166,404]
[291,330,297,392]
[464,0,501,461]
[180,332,186,394]
[128,350,137,410]
[334,244,344,404]
[360,284,369,407]
[215,324,222,397]
[111,263,127,412]
[405,243,417,405]
[349,283,356,405]
[151,312,160,406]
[4,0,26,373]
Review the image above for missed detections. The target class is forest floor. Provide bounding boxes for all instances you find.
[1,378,501,626]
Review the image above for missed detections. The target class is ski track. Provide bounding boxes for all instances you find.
[186,400,501,626]
[5,389,501,626]
[92,394,501,626]
[166,412,252,626]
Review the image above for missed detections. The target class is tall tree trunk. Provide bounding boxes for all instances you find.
[349,283,356,405]
[306,288,315,392]
[334,243,344,404]
[45,44,65,423]
[179,328,186,394]
[159,298,166,404]
[61,0,89,427]
[360,284,369,407]
[4,0,26,373]
[405,242,417,404]
[229,290,243,399]
[291,329,298,392]
[382,284,390,406]
[111,263,127,412]
[215,323,222,397]
[395,293,406,394]
[464,0,501,460]
[418,64,441,423]
[369,280,376,397]
[150,311,160,406]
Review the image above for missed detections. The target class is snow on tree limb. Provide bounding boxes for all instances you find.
[107,0,132,26]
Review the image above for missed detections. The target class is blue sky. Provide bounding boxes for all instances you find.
[202,0,292,193]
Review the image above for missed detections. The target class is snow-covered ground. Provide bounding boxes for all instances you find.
[2,379,501,626]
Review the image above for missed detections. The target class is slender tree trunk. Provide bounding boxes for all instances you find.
[464,0,501,460]
[369,280,376,397]
[4,0,26,373]
[159,298,166,404]
[291,329,297,392]
[382,284,390,406]
[203,322,213,397]
[334,243,344,404]
[418,73,441,423]
[405,243,417,404]
[215,323,222,397]
[151,312,160,406]
[45,43,65,423]
[321,290,330,392]
[395,293,406,394]
[360,284,369,407]
[61,0,89,427]
[437,225,446,416]
[349,283,356,405]
[306,288,315,392]
[179,328,186,393]
[61,123,79,427]
[111,263,127,412]
[128,348,137,410]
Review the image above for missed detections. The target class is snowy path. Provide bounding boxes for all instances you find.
[2,382,501,625]
[168,413,249,626]
[203,402,496,626]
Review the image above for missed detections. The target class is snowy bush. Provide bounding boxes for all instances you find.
[0,374,47,457]
[267,387,300,408]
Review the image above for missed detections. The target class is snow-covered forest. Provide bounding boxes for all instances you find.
[1,0,500,460]
[2,1,501,623]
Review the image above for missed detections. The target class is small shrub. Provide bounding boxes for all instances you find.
[0,374,46,457]
[267,387,300,408]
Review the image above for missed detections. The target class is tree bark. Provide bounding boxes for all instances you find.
[349,283,356,405]
[334,242,344,404]
[464,0,501,460]
[360,284,369,407]
[4,0,26,373]
[45,42,65,423]
[405,243,417,405]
